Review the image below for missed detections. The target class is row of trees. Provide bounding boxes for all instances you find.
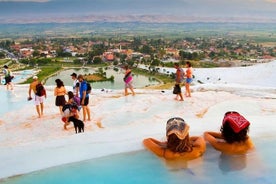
[1,34,275,68]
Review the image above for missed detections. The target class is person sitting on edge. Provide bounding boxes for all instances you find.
[204,111,254,155]
[143,117,206,160]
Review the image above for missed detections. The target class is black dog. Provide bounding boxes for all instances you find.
[68,116,84,134]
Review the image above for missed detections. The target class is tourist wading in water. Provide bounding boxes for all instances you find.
[204,111,254,155]
[143,117,206,160]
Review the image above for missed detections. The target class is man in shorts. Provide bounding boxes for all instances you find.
[70,72,79,97]
[28,76,46,118]
[174,63,184,101]
[77,74,91,122]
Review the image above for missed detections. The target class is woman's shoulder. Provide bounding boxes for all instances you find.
[215,138,254,155]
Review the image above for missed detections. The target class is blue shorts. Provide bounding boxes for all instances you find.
[186,78,193,84]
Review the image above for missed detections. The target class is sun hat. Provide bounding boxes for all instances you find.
[222,111,250,133]
[33,76,38,80]
[166,117,189,140]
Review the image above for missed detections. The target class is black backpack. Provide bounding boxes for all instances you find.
[36,83,46,97]
[62,104,72,112]
[62,103,78,112]
[86,82,91,94]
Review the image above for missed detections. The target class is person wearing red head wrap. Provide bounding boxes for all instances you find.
[204,111,254,155]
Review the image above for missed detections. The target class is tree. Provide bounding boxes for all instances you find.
[208,51,216,59]
[0,51,5,59]
[93,56,102,64]
[32,50,40,57]
[140,45,153,55]
[150,58,160,67]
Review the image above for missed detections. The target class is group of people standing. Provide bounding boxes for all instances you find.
[28,72,91,130]
[174,61,193,101]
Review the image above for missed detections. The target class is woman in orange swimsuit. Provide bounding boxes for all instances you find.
[143,117,206,160]
[204,111,254,155]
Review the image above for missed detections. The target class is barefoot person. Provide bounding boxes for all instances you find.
[2,65,14,90]
[54,79,67,115]
[143,117,206,160]
[204,111,254,155]
[70,72,79,97]
[185,61,193,97]
[77,74,91,122]
[173,63,184,101]
[123,65,135,96]
[28,76,46,118]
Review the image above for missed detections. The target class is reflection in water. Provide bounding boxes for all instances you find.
[219,154,247,172]
[164,158,188,171]
[45,68,160,89]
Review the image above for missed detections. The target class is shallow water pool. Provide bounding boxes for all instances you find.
[2,138,275,184]
[44,68,160,89]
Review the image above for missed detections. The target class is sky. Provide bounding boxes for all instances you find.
[0,0,276,23]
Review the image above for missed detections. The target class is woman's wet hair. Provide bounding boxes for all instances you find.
[220,121,249,143]
[167,133,193,153]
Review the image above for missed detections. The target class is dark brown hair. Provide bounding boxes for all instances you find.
[55,79,64,88]
[220,122,249,143]
[167,134,193,153]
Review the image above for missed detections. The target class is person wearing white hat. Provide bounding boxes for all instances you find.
[28,76,46,118]
[143,117,206,160]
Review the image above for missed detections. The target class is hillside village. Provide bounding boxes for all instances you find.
[1,35,275,68]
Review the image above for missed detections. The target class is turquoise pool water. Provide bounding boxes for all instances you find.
[0,88,28,116]
[2,138,275,184]
[45,68,160,89]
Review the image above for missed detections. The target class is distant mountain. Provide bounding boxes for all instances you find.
[0,0,276,23]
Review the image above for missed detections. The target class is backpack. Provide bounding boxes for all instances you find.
[36,83,46,97]
[86,82,92,94]
[62,104,72,112]
[62,103,78,112]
